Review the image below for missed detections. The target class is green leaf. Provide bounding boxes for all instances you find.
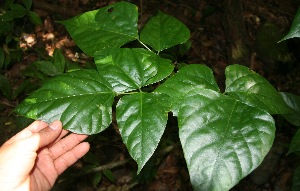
[0,74,12,98]
[22,0,32,10]
[0,20,12,36]
[144,57,174,86]
[15,69,115,134]
[178,89,275,191]
[140,11,190,52]
[0,48,4,69]
[256,23,292,63]
[53,48,65,74]
[225,64,291,114]
[155,64,219,115]
[116,92,170,173]
[5,0,14,7]
[103,170,114,182]
[34,61,60,76]
[292,166,300,191]
[59,2,138,56]
[9,3,27,11]
[279,7,300,42]
[288,129,300,155]
[1,10,27,21]
[279,92,300,126]
[95,48,158,93]
[12,79,37,100]
[92,172,102,188]
[28,11,42,25]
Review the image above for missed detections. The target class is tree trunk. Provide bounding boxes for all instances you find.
[224,0,251,66]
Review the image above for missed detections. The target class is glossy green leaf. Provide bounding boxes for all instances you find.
[15,69,115,134]
[144,57,174,86]
[178,89,275,191]
[116,92,170,173]
[225,64,291,114]
[288,129,300,155]
[140,11,190,52]
[280,92,300,126]
[155,64,219,115]
[279,7,300,42]
[60,2,138,56]
[95,48,158,93]
[53,48,65,74]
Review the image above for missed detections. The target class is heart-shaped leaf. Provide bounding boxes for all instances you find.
[225,64,291,114]
[95,48,158,93]
[15,69,115,134]
[60,2,138,56]
[116,92,170,173]
[155,64,219,115]
[140,11,190,52]
[178,89,275,191]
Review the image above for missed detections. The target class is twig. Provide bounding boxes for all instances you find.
[0,100,15,108]
[80,159,130,176]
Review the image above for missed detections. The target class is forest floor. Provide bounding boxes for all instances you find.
[1,0,300,190]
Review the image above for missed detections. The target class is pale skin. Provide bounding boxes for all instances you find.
[0,120,90,191]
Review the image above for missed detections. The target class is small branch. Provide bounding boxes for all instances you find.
[80,159,130,176]
[0,100,15,108]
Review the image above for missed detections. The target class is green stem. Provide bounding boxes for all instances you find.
[138,39,152,52]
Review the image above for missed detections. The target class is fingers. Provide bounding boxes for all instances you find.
[46,129,69,148]
[36,121,63,149]
[54,142,90,175]
[26,120,49,132]
[48,133,88,160]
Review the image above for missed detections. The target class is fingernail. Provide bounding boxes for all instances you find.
[49,121,59,130]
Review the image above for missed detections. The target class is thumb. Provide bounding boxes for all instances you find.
[10,120,63,152]
[35,120,63,149]
[0,121,62,181]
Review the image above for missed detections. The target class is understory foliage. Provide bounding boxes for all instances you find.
[15,2,299,190]
[279,6,300,191]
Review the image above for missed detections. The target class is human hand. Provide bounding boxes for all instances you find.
[0,120,90,191]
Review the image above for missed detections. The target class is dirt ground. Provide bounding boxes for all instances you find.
[1,0,300,190]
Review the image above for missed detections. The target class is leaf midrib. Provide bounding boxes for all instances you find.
[25,91,114,104]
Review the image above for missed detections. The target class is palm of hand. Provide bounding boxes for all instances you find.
[29,131,89,191]
[0,121,89,191]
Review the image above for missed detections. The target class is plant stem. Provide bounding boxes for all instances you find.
[138,39,152,52]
